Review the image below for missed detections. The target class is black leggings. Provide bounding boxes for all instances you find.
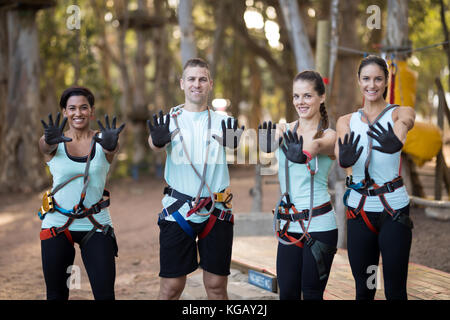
[276,229,338,300]
[347,205,412,300]
[41,230,116,300]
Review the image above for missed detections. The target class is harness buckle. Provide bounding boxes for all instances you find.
[305,237,315,247]
[303,209,310,221]
[92,203,101,214]
[345,175,353,187]
[392,210,401,221]
[38,190,55,220]
[214,188,233,209]
[102,224,111,235]
[73,204,86,215]
[385,182,394,193]
[365,178,375,189]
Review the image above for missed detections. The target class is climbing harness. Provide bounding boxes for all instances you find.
[272,121,337,280]
[344,104,413,234]
[158,105,234,240]
[38,135,118,256]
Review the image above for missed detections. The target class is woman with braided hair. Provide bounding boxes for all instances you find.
[335,55,415,300]
[259,70,338,300]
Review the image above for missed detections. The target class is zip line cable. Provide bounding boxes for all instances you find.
[327,40,450,57]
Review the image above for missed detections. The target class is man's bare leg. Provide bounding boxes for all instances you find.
[203,270,228,300]
[158,275,187,300]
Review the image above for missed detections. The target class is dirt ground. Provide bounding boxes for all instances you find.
[0,166,448,300]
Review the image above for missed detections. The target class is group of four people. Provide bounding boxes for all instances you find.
[38,55,415,300]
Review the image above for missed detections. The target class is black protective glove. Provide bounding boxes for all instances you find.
[280,130,310,164]
[338,131,364,168]
[367,122,403,154]
[94,114,125,151]
[147,110,173,148]
[41,112,72,145]
[212,117,245,149]
[258,121,282,153]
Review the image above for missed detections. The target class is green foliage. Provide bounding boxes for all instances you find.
[408,0,448,116]
[32,0,450,179]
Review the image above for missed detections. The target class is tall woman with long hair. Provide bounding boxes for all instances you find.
[335,55,415,300]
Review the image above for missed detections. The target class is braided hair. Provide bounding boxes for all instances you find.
[293,70,329,139]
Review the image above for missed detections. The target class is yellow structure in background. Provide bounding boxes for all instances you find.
[387,59,443,166]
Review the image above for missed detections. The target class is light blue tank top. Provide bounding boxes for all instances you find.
[276,124,337,233]
[162,106,231,223]
[346,105,410,211]
[42,141,112,231]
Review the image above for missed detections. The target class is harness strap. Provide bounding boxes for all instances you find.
[198,209,234,240]
[277,231,305,249]
[277,201,332,221]
[306,238,337,281]
[172,210,196,240]
[172,105,216,216]
[159,186,234,240]
[354,177,404,197]
[53,189,110,219]
[358,104,398,185]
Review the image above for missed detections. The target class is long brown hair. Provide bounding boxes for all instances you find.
[357,55,389,99]
[293,70,329,139]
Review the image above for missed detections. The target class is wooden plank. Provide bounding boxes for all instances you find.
[232,236,450,300]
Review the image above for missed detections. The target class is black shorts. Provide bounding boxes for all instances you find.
[158,217,233,278]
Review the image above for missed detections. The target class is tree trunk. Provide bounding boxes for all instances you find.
[0,8,8,161]
[438,0,450,93]
[178,0,197,66]
[0,8,47,193]
[278,0,314,72]
[329,0,361,119]
[328,0,339,124]
[209,0,228,81]
[384,0,410,58]
[90,0,114,115]
[275,1,296,122]
[248,55,263,212]
[129,0,151,180]
[153,0,172,111]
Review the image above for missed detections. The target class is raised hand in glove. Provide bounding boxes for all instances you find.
[94,115,125,151]
[280,130,311,164]
[338,131,364,168]
[212,118,245,149]
[258,121,282,153]
[147,110,173,148]
[41,112,72,145]
[367,122,403,154]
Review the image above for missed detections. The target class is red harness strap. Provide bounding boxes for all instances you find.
[39,191,110,245]
[346,190,380,235]
[40,225,74,246]
[277,227,305,249]
[198,214,217,240]
[197,209,234,240]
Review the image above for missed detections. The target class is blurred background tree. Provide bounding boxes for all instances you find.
[0,0,449,193]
